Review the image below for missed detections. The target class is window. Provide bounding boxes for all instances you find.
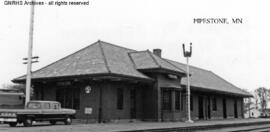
[73,89,80,110]
[56,88,80,110]
[52,103,60,109]
[117,88,124,110]
[44,103,50,109]
[162,89,172,110]
[190,95,193,111]
[27,102,41,109]
[175,91,180,110]
[212,98,217,111]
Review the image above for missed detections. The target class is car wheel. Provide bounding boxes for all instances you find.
[50,120,56,125]
[23,118,33,127]
[64,117,72,125]
[9,122,17,127]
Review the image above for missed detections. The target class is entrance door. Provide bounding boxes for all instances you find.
[234,100,238,118]
[130,88,136,119]
[223,98,227,118]
[198,96,204,119]
[207,97,211,119]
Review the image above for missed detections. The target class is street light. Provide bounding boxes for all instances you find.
[182,43,193,123]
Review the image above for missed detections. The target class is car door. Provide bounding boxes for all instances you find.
[41,103,54,120]
[50,103,65,119]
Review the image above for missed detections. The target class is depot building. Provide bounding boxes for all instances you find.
[13,40,252,122]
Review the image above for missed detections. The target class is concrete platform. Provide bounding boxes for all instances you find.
[73,118,270,132]
[115,118,270,132]
[1,118,270,132]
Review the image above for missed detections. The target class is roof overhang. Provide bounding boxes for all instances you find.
[12,73,154,84]
[138,68,186,77]
[181,85,253,98]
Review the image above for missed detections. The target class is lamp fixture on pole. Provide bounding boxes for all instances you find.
[182,43,193,123]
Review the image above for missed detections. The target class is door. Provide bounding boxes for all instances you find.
[234,99,238,118]
[223,98,227,118]
[207,97,211,119]
[130,88,136,119]
[198,96,204,119]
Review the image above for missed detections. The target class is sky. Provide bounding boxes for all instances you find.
[0,0,269,92]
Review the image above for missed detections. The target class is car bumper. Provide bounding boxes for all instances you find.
[0,118,17,122]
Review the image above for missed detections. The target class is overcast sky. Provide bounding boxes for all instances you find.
[0,0,269,91]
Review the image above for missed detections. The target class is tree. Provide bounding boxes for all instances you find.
[253,93,259,109]
[254,87,269,112]
[244,97,253,117]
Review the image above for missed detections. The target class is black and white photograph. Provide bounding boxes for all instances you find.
[0,0,270,131]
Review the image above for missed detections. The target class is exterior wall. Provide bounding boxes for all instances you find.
[33,77,246,122]
[190,91,244,120]
[157,73,185,121]
[210,97,224,119]
[238,98,244,118]
[223,97,243,119]
[43,87,56,101]
[34,80,145,122]
[162,90,186,122]
[35,83,56,101]
[190,94,199,120]
[226,98,234,118]
[79,83,101,122]
[141,73,246,122]
[142,82,158,121]
[101,82,144,121]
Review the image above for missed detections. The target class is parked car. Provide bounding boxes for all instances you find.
[0,100,76,127]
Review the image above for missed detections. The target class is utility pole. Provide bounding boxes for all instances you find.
[25,0,36,106]
[182,43,193,123]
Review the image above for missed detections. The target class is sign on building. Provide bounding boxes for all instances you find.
[85,107,92,114]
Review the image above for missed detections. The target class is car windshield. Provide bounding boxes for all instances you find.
[27,102,41,109]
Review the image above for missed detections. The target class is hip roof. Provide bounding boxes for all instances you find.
[13,40,251,97]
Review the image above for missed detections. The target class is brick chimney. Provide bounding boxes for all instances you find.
[153,49,162,57]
